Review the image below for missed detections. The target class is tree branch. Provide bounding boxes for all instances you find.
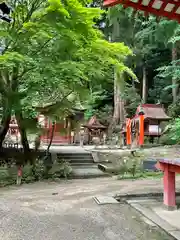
[2,0,46,55]
[15,36,56,81]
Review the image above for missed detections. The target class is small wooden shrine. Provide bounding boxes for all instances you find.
[130,104,171,145]
[123,104,171,146]
[36,102,85,144]
[133,104,171,135]
[103,0,180,23]
[83,116,107,144]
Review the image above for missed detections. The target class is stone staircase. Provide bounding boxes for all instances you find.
[57,152,108,178]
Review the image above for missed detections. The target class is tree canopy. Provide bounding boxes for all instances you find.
[0,0,133,152]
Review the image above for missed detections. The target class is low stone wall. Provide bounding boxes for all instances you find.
[91,150,137,163]
[92,150,149,176]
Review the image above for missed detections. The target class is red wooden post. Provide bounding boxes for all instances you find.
[163,164,177,210]
[126,118,131,146]
[17,165,22,185]
[18,166,22,177]
[139,115,144,146]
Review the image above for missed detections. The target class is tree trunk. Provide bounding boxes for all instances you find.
[0,68,18,147]
[111,20,125,125]
[108,71,120,135]
[15,111,31,163]
[142,66,147,103]
[0,102,12,148]
[113,73,120,125]
[108,19,125,142]
[111,18,121,128]
[108,70,125,140]
[0,114,11,147]
[47,121,55,153]
[172,44,178,103]
[34,134,41,152]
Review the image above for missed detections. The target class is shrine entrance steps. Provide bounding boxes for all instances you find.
[56,152,109,179]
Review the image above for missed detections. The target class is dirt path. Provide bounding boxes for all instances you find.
[0,177,177,239]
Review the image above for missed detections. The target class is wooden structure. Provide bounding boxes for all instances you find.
[134,103,170,134]
[103,0,180,23]
[155,158,180,210]
[37,104,85,145]
[2,116,20,148]
[124,104,171,146]
[83,116,107,144]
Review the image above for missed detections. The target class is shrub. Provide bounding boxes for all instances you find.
[165,118,180,144]
[32,160,46,181]
[0,156,73,187]
[22,164,34,183]
[110,151,144,178]
[55,160,72,178]
[0,165,16,186]
[160,134,177,145]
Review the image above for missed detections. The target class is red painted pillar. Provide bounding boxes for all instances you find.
[126,118,131,146]
[163,164,176,209]
[17,165,22,185]
[139,115,144,146]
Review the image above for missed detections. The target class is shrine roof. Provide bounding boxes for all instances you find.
[133,104,171,121]
[83,116,107,129]
[103,0,180,23]
[34,102,85,115]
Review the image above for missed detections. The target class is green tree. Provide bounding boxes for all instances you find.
[107,6,180,116]
[0,0,132,159]
[136,17,179,104]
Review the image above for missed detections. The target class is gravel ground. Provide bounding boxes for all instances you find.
[0,178,174,240]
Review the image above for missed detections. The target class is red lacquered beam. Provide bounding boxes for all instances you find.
[103,0,180,23]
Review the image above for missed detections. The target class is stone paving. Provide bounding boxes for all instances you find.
[0,177,177,240]
[126,196,180,240]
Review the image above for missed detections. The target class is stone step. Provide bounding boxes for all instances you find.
[71,167,110,179]
[71,163,98,168]
[58,157,93,160]
[57,153,93,158]
[51,151,109,178]
[57,153,94,163]
[61,160,93,164]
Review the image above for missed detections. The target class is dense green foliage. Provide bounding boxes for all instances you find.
[87,4,180,134]
[0,0,133,154]
[1,0,180,185]
[0,157,72,186]
[1,0,180,154]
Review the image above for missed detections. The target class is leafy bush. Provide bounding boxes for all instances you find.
[0,165,16,186]
[22,164,34,183]
[166,118,180,144]
[55,160,72,179]
[32,160,46,181]
[160,134,177,145]
[110,151,144,178]
[168,99,180,118]
[21,161,46,183]
[0,157,73,187]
